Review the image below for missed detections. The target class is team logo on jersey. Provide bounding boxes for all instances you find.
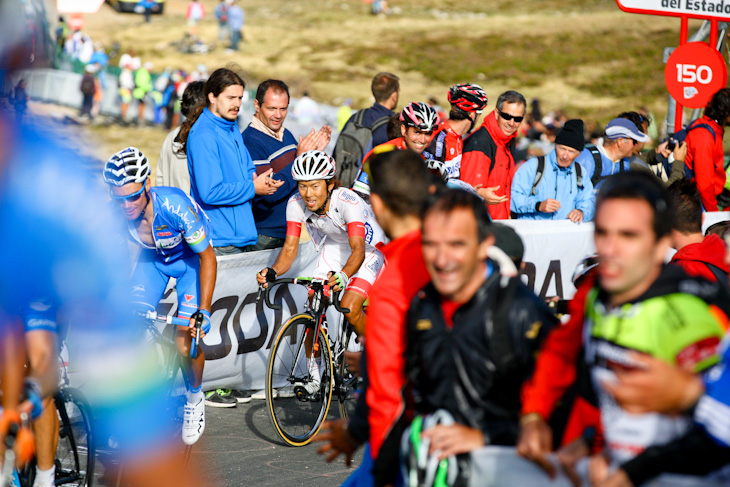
[155,225,169,230]
[186,229,205,245]
[339,191,358,205]
[366,258,382,276]
[185,294,194,302]
[364,222,374,244]
[29,300,52,312]
[156,231,172,237]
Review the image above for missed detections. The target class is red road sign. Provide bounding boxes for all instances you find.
[665,42,728,108]
[616,0,730,22]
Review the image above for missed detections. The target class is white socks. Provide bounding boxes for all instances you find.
[33,465,55,487]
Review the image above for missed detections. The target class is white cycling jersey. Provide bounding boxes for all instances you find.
[286,187,385,296]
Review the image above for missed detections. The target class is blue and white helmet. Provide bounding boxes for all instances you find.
[103,147,151,186]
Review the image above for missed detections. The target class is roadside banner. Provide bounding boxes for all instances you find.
[158,214,729,390]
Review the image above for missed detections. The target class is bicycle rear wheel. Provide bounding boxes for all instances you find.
[54,388,95,487]
[265,314,333,446]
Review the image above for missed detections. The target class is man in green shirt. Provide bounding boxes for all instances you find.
[584,172,725,483]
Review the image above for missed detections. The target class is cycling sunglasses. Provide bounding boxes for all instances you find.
[110,185,145,203]
[497,109,524,123]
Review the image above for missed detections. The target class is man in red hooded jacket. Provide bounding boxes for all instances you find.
[460,90,526,219]
[668,178,730,282]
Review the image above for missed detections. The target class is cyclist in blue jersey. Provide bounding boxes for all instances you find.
[103,147,217,446]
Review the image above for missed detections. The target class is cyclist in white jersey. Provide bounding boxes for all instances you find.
[257,151,385,391]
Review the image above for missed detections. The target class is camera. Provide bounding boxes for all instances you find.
[666,138,676,151]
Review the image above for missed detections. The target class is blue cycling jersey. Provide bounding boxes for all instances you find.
[126,187,211,263]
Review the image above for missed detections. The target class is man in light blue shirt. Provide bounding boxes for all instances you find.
[511,119,595,222]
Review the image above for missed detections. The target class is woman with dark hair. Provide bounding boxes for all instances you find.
[156,80,206,193]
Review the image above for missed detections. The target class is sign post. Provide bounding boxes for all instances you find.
[616,0,729,133]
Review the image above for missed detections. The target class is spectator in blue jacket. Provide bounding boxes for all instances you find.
[511,119,595,222]
[180,67,283,255]
[226,0,244,51]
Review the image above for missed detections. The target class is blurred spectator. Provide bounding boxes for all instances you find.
[136,0,157,22]
[292,90,321,126]
[118,49,141,71]
[337,97,354,132]
[460,89,526,219]
[157,80,206,193]
[372,0,390,15]
[88,42,108,68]
[118,62,135,124]
[226,0,244,52]
[186,0,205,38]
[133,62,154,125]
[214,0,230,42]
[13,78,28,123]
[684,87,730,211]
[639,105,658,145]
[79,64,96,119]
[511,119,595,222]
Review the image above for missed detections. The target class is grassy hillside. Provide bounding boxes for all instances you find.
[67,0,707,166]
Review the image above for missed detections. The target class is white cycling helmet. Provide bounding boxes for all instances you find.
[103,147,151,186]
[400,102,439,132]
[291,150,336,181]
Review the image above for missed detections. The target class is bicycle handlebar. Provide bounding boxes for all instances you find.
[257,277,351,314]
[144,310,190,327]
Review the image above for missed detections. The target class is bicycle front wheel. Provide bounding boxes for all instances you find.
[265,314,333,446]
[55,388,95,487]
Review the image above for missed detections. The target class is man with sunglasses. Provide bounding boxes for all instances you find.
[460,90,526,219]
[103,146,217,447]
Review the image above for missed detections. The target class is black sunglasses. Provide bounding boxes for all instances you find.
[497,109,524,123]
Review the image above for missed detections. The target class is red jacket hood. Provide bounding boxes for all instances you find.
[672,233,730,274]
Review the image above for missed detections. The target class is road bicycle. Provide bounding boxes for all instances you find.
[259,276,363,446]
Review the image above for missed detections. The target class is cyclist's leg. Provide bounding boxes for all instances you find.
[169,255,204,391]
[24,306,60,486]
[342,248,384,336]
[131,250,170,317]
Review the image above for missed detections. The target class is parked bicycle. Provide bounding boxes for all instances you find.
[258,276,363,446]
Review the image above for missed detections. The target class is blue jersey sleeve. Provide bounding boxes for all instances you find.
[158,189,212,254]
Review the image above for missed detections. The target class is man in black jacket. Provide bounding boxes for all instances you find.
[402,189,556,468]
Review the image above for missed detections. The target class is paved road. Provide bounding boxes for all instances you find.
[189,400,363,486]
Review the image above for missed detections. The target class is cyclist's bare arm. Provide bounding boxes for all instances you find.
[257,234,300,287]
[198,244,217,312]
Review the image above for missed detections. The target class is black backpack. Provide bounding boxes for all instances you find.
[332,109,390,188]
[584,144,621,188]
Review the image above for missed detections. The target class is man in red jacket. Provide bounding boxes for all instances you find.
[668,178,730,281]
[684,87,730,212]
[460,90,526,219]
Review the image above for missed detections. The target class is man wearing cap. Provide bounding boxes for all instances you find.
[511,119,595,222]
[578,117,649,190]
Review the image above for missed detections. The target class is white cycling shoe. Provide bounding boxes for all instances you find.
[182,396,205,445]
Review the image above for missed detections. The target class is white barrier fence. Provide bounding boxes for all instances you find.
[153,213,730,391]
[469,446,729,487]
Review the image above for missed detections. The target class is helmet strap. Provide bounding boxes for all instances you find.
[314,186,332,215]
[132,189,151,223]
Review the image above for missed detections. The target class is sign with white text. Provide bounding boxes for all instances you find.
[616,0,730,21]
[665,42,728,108]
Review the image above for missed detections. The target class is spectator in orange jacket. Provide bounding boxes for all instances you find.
[460,90,526,219]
